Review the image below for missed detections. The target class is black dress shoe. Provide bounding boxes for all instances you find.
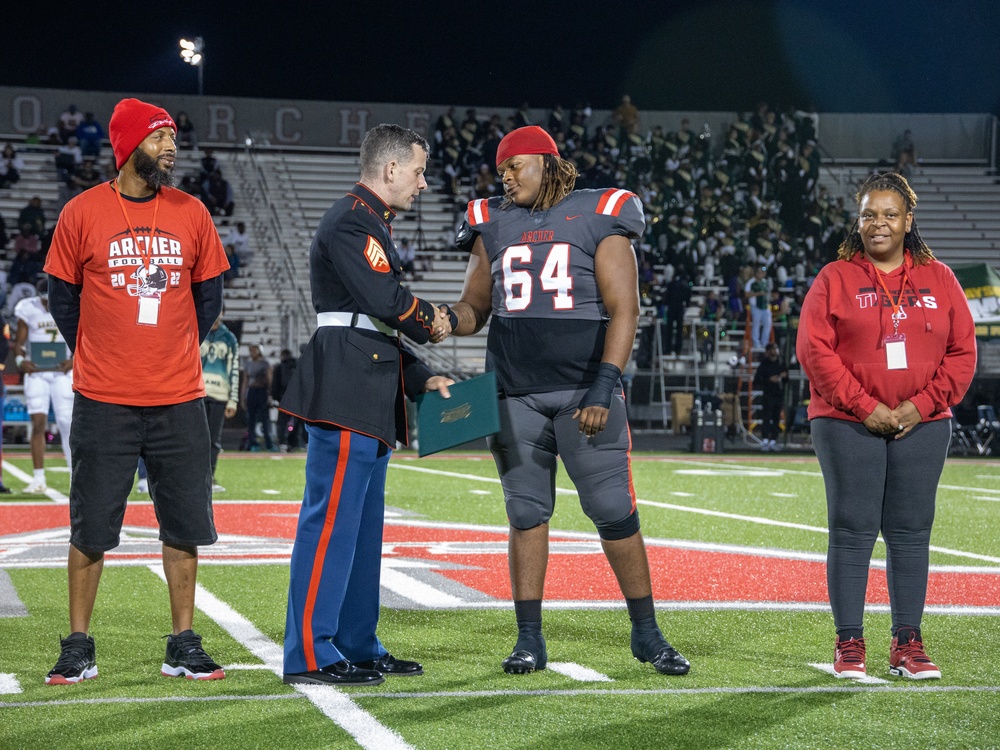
[354,653,423,676]
[283,660,385,686]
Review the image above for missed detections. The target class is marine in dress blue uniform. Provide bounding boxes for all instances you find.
[449,126,690,676]
[279,125,452,686]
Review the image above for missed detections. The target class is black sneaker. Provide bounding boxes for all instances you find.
[46,632,97,685]
[161,630,226,680]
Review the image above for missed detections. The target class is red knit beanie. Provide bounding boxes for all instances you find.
[495,126,558,168]
[109,98,176,169]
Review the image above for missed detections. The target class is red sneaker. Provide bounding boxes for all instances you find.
[833,636,866,679]
[890,636,941,679]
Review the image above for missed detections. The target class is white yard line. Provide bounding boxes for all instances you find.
[6,682,999,711]
[540,600,1000,617]
[331,684,1000,699]
[0,693,301,708]
[0,673,22,694]
[547,662,613,682]
[635,498,830,534]
[148,566,414,750]
[807,662,890,684]
[0,461,68,503]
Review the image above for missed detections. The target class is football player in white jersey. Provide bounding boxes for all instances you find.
[13,278,74,493]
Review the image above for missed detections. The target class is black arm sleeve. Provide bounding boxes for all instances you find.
[48,275,83,353]
[191,275,224,344]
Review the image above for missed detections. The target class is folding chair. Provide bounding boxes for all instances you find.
[949,416,975,457]
[974,405,999,456]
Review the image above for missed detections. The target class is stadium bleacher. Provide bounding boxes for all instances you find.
[2,131,998,381]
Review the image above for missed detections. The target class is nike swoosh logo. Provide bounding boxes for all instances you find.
[566,215,582,220]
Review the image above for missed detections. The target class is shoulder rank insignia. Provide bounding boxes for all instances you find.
[364,235,391,273]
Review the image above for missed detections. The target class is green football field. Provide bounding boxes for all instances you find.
[1,449,998,750]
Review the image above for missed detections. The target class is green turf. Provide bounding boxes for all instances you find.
[1,452,998,749]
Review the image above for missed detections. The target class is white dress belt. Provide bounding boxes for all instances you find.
[316,311,398,338]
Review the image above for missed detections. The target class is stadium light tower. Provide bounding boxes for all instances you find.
[179,37,204,96]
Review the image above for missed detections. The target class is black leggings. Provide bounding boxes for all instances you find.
[811,417,950,637]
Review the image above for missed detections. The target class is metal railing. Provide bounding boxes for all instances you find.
[233,143,313,349]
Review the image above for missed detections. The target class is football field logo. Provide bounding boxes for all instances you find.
[1,502,997,614]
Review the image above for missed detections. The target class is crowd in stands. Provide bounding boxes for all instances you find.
[0,143,26,188]
[0,96,943,365]
[0,104,247,310]
[0,195,51,310]
[431,97,855,359]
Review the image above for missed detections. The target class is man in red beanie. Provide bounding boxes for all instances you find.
[443,126,691,676]
[42,97,230,684]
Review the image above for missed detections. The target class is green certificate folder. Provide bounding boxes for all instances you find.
[415,371,500,457]
[30,341,68,371]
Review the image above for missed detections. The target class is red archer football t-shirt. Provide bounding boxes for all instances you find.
[45,182,229,406]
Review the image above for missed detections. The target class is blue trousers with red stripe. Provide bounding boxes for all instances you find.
[283,424,391,674]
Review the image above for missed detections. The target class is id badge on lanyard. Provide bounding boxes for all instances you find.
[114,181,162,328]
[137,294,160,326]
[876,268,909,370]
[885,332,907,369]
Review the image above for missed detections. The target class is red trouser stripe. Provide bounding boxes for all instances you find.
[301,431,352,672]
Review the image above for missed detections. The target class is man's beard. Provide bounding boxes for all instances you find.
[133,149,176,190]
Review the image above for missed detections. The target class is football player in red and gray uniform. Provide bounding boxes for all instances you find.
[446,126,690,676]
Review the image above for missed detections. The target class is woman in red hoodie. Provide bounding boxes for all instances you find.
[797,172,976,681]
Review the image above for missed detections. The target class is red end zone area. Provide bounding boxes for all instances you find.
[2,502,998,608]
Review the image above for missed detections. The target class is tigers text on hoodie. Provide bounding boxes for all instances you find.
[796,251,976,423]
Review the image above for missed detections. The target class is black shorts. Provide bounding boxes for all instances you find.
[69,394,216,553]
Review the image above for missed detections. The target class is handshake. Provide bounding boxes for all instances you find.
[430,304,456,344]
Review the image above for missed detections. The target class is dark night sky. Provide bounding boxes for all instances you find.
[5,0,1000,115]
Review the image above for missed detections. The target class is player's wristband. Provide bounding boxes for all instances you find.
[15,355,25,369]
[578,362,622,410]
[439,304,458,331]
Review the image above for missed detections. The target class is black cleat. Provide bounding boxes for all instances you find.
[0,483,12,494]
[283,660,385,686]
[354,653,423,676]
[502,629,547,674]
[631,628,690,675]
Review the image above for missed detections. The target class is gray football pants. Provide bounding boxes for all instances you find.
[811,417,951,636]
[487,388,636,536]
